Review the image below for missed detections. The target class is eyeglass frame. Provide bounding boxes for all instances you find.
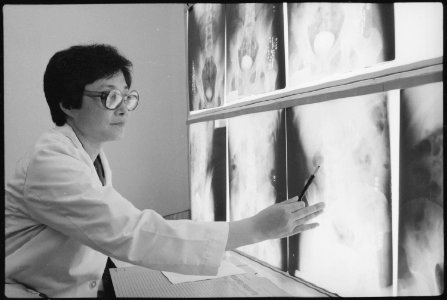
[83,89,139,111]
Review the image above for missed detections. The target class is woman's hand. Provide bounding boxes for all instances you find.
[226,196,325,251]
[252,196,325,241]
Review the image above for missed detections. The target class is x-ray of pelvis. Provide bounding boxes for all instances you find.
[188,4,225,111]
[228,110,287,269]
[226,3,285,102]
[288,93,393,296]
[288,3,395,86]
[398,82,444,296]
[189,121,215,221]
[189,121,226,222]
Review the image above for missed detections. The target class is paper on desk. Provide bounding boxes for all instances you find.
[162,260,246,284]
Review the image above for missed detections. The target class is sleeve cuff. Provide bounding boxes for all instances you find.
[199,221,229,275]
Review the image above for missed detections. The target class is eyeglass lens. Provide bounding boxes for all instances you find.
[106,90,139,111]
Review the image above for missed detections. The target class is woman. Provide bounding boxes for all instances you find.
[5,44,324,297]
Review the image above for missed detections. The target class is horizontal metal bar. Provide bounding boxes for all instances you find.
[187,56,443,124]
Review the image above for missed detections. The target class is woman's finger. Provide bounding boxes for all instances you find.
[293,209,323,225]
[282,199,306,212]
[291,201,325,215]
[291,222,319,235]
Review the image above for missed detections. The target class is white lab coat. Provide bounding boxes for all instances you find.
[5,124,229,298]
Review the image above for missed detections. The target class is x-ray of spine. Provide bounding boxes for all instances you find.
[189,121,226,222]
[398,82,444,296]
[188,4,225,111]
[287,93,393,296]
[287,3,395,86]
[226,3,285,102]
[228,110,287,270]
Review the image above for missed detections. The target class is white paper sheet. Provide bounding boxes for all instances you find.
[162,260,246,284]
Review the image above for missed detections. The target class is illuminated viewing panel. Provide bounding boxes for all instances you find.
[187,2,443,297]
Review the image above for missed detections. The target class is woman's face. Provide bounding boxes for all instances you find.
[68,71,130,146]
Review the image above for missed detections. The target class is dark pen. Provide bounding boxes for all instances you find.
[298,165,320,203]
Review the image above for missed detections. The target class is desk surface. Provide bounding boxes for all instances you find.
[111,251,332,297]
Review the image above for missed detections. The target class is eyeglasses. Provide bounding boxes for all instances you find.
[83,89,139,111]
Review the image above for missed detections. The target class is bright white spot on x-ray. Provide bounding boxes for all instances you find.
[291,93,392,296]
[189,121,215,221]
[226,3,283,102]
[398,82,444,296]
[288,3,393,85]
[228,110,283,268]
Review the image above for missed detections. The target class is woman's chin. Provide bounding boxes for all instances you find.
[107,127,126,141]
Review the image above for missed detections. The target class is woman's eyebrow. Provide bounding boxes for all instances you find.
[99,84,129,90]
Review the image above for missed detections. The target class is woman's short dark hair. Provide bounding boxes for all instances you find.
[44,44,133,126]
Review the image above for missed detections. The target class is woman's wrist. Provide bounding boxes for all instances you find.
[247,214,266,244]
[226,216,264,251]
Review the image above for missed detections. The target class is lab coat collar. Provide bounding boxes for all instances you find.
[55,123,84,151]
[53,124,112,186]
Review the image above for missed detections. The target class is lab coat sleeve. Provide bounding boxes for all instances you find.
[22,140,229,276]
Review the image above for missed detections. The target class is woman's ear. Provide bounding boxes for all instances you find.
[59,102,75,118]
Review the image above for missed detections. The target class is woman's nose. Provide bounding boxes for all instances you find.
[115,100,128,116]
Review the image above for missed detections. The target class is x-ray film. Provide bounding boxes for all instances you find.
[226,3,285,102]
[398,82,444,296]
[228,110,287,270]
[189,121,226,222]
[188,4,225,111]
[287,93,393,296]
[287,3,395,86]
